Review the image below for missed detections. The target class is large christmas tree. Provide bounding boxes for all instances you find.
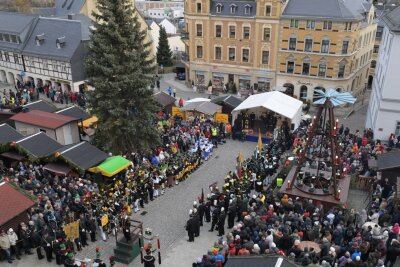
[156,26,173,67]
[86,0,160,153]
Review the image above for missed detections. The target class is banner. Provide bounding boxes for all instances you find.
[63,220,80,240]
[214,113,229,123]
[101,215,109,226]
[172,106,184,118]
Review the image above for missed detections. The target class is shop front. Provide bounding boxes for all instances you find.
[238,75,251,91]
[195,70,206,85]
[256,77,271,92]
[212,72,225,91]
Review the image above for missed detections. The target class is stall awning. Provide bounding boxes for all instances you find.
[212,72,224,78]
[89,156,131,177]
[79,116,98,128]
[1,151,25,161]
[239,76,251,80]
[43,163,71,175]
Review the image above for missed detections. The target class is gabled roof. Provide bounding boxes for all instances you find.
[282,0,364,21]
[23,17,83,61]
[23,100,57,113]
[10,110,78,130]
[212,95,243,108]
[55,105,90,120]
[181,101,222,115]
[16,132,63,158]
[0,183,35,226]
[383,6,400,33]
[0,123,23,145]
[153,92,176,107]
[56,142,108,170]
[0,11,37,34]
[377,151,400,170]
[210,0,256,17]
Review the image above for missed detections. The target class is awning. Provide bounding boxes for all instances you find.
[1,151,25,161]
[212,72,224,78]
[89,156,131,177]
[195,71,206,75]
[239,76,251,81]
[257,77,271,82]
[43,163,71,175]
[79,116,98,128]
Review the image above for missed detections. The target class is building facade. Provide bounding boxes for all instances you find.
[184,0,283,92]
[0,12,89,92]
[276,0,377,101]
[365,7,400,141]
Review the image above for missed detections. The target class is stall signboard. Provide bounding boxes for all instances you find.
[214,113,229,123]
[172,106,185,118]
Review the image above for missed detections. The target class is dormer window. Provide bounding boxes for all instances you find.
[244,4,251,15]
[35,33,45,46]
[230,4,237,14]
[216,3,223,13]
[56,36,66,49]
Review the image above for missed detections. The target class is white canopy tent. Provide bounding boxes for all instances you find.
[185,98,211,104]
[231,91,303,129]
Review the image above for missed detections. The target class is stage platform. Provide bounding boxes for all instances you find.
[279,167,350,208]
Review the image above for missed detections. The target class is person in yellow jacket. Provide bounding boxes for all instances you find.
[211,127,218,148]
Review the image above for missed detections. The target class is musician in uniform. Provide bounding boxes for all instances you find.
[121,212,131,242]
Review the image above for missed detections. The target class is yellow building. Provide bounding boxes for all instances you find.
[80,0,156,56]
[276,0,377,101]
[183,0,283,92]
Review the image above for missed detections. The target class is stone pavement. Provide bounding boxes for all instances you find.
[10,140,255,267]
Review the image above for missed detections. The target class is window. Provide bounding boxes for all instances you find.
[373,45,379,53]
[265,5,271,16]
[13,54,19,64]
[229,48,235,61]
[323,21,332,30]
[196,24,203,37]
[230,4,237,14]
[39,129,47,133]
[318,63,327,77]
[345,22,352,31]
[43,61,48,69]
[243,26,250,39]
[242,49,249,62]
[305,38,313,52]
[338,64,345,78]
[196,45,203,58]
[11,35,18,43]
[287,61,294,73]
[0,34,3,41]
[300,86,308,100]
[263,28,271,41]
[290,19,299,28]
[4,52,9,62]
[262,51,269,64]
[229,26,236,38]
[215,47,222,60]
[244,5,251,15]
[215,25,222,38]
[3,34,10,42]
[302,62,310,75]
[60,64,67,72]
[216,4,222,13]
[306,20,315,29]
[289,37,296,51]
[321,40,330,53]
[370,60,376,68]
[197,3,202,12]
[342,40,349,54]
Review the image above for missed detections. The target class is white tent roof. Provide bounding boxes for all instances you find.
[232,91,303,120]
[185,98,211,104]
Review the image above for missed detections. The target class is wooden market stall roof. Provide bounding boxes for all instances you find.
[55,105,90,121]
[0,123,23,145]
[180,101,222,116]
[153,92,176,108]
[16,132,63,158]
[88,156,131,177]
[377,151,400,170]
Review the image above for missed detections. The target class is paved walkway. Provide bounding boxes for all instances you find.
[11,140,255,267]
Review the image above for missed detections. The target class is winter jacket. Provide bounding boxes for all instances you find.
[0,234,11,249]
[7,230,18,245]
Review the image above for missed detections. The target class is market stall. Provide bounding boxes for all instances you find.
[89,156,131,177]
[231,91,303,130]
[181,101,222,121]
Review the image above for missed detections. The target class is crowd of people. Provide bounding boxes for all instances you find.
[0,110,235,265]
[1,80,87,111]
[190,122,400,267]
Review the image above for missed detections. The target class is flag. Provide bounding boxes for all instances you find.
[257,130,263,151]
[237,152,243,179]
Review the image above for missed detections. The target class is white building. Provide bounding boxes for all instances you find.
[159,18,177,35]
[146,7,184,21]
[365,7,400,140]
[0,11,90,93]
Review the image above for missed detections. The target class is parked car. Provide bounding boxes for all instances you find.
[176,72,186,80]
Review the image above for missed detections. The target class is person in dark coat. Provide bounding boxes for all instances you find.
[42,232,54,262]
[204,197,211,223]
[143,248,156,267]
[197,201,206,227]
[193,209,201,237]
[217,208,226,237]
[186,211,196,242]
[88,216,97,242]
[227,202,236,229]
[385,239,400,267]
[209,206,221,232]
